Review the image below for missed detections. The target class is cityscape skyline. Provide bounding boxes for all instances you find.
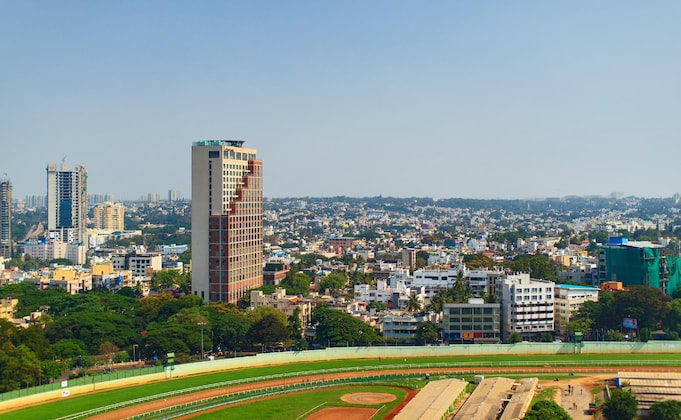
[3,2,680,200]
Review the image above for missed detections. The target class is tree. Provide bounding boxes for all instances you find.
[509,254,558,281]
[287,306,303,340]
[649,400,681,420]
[150,270,188,291]
[453,271,471,303]
[246,306,288,349]
[280,272,311,296]
[510,332,522,343]
[602,388,638,420]
[48,258,74,266]
[463,253,496,269]
[367,301,387,312]
[117,286,142,298]
[664,299,681,334]
[406,294,422,313]
[0,343,41,391]
[45,311,137,354]
[40,359,65,383]
[606,329,623,341]
[523,400,570,420]
[312,306,382,347]
[319,272,348,296]
[208,310,250,355]
[639,327,652,342]
[415,251,429,269]
[416,321,438,344]
[613,286,670,331]
[51,338,88,359]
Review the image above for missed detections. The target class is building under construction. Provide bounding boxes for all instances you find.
[598,237,681,295]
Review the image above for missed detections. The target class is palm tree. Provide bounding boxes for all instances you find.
[453,271,473,303]
[406,294,422,313]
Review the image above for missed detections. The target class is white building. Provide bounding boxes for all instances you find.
[354,278,411,307]
[412,267,464,288]
[466,267,505,296]
[159,243,189,256]
[500,273,555,342]
[111,251,162,277]
[554,284,599,334]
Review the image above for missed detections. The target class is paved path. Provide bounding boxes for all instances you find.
[546,375,608,419]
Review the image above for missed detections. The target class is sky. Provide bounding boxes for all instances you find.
[2,1,680,200]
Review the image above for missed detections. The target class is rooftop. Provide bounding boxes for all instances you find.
[193,140,245,147]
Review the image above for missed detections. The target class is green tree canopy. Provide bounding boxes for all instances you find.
[44,311,137,354]
[523,400,570,420]
[602,388,638,420]
[280,272,311,296]
[312,305,382,347]
[509,254,559,281]
[649,400,681,420]
[246,306,289,349]
[406,294,422,313]
[319,272,348,296]
[416,320,439,344]
[206,309,250,354]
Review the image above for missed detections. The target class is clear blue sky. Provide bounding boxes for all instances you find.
[2,1,680,200]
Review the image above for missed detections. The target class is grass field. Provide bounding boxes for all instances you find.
[192,386,407,419]
[2,352,679,419]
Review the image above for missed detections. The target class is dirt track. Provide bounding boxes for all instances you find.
[84,366,681,419]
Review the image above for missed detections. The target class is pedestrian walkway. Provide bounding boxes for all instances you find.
[553,379,595,419]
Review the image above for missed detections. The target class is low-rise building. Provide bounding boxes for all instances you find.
[111,251,162,277]
[380,312,434,342]
[22,240,87,265]
[0,296,18,320]
[442,298,501,344]
[263,262,290,286]
[554,284,599,334]
[250,287,313,327]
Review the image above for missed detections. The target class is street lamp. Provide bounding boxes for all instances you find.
[198,322,207,360]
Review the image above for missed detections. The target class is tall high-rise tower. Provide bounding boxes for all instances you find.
[0,177,12,259]
[191,140,263,303]
[47,162,88,244]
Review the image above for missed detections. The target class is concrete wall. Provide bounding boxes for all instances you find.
[168,341,681,378]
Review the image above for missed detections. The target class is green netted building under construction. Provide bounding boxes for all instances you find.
[598,238,681,295]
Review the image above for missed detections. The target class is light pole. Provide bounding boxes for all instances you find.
[132,344,138,365]
[198,322,207,360]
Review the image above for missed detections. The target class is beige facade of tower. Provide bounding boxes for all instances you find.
[191,140,263,303]
[92,202,125,231]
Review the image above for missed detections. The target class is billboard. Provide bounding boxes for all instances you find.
[623,318,637,329]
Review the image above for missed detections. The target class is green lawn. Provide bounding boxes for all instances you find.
[2,352,678,419]
[193,386,406,419]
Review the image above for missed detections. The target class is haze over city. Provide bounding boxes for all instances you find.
[2,1,680,200]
